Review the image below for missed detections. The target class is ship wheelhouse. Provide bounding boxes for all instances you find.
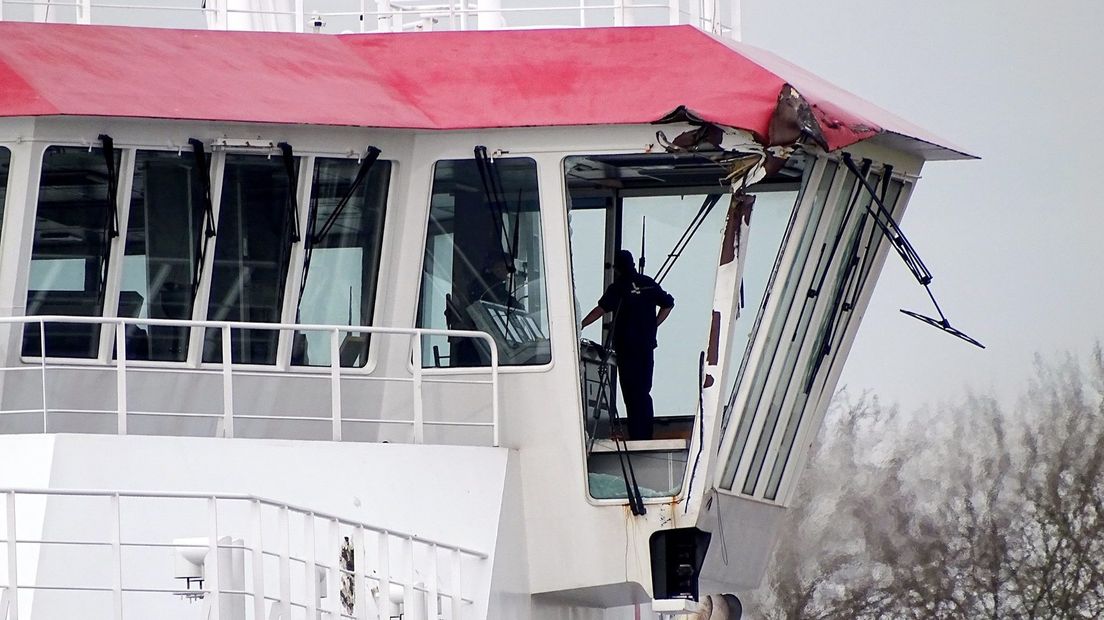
[0,21,971,620]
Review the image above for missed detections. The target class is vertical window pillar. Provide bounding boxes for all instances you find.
[98,148,136,361]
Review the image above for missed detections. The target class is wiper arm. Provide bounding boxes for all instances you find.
[97,134,120,239]
[277,142,301,244]
[841,153,983,349]
[297,146,382,314]
[188,138,217,300]
[96,134,120,307]
[654,193,723,285]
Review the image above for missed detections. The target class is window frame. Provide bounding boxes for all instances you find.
[714,153,916,505]
[413,154,555,376]
[18,144,395,376]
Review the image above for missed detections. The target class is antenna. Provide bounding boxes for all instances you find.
[639,216,646,274]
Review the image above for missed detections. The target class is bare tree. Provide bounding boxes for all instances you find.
[750,346,1104,619]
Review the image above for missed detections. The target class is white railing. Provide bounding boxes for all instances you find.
[0,487,486,619]
[0,315,500,447]
[0,0,740,38]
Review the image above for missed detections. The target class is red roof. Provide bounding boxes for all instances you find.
[0,22,969,159]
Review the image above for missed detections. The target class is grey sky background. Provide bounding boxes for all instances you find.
[742,0,1104,410]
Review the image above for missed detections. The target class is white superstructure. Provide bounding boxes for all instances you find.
[0,6,972,620]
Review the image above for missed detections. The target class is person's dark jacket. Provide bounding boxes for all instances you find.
[598,271,674,353]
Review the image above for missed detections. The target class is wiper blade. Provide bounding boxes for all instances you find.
[277,142,301,244]
[187,138,217,300]
[96,134,120,307]
[298,146,381,313]
[841,153,983,349]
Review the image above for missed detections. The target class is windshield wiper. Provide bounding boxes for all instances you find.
[654,193,723,285]
[187,139,218,300]
[277,142,301,245]
[297,146,381,313]
[96,134,120,307]
[841,153,983,349]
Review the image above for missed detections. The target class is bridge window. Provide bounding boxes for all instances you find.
[23,145,121,358]
[118,150,209,361]
[203,153,299,364]
[417,157,550,367]
[293,157,390,367]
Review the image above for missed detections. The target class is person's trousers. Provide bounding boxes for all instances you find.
[616,348,655,440]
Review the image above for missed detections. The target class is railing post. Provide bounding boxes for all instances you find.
[327,519,341,616]
[39,320,47,433]
[293,0,303,32]
[278,505,291,619]
[5,492,17,620]
[450,548,462,619]
[249,500,265,620]
[411,334,424,444]
[426,543,439,620]
[110,493,123,620]
[207,497,221,620]
[402,537,415,616]
[330,329,343,441]
[304,513,317,619]
[489,336,500,447]
[668,0,679,25]
[77,0,91,24]
[376,532,390,620]
[115,323,127,435]
[352,526,368,620]
[613,0,624,26]
[221,326,234,438]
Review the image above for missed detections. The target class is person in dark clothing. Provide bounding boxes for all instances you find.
[580,249,674,440]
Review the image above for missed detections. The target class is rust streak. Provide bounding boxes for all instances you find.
[719,194,755,266]
[707,311,721,365]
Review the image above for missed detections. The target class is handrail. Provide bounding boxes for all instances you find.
[1,487,486,620]
[0,315,501,447]
[0,0,739,38]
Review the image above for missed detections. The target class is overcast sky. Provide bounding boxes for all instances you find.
[740,0,1104,410]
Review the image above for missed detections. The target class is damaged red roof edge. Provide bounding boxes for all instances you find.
[0,22,970,159]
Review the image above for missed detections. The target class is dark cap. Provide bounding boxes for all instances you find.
[614,249,635,273]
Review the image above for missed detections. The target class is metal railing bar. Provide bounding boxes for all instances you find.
[0,488,487,558]
[420,420,494,428]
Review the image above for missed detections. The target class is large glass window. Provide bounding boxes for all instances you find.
[721,159,839,490]
[761,177,906,500]
[23,146,121,358]
[204,153,299,364]
[119,150,209,361]
[418,157,550,367]
[293,157,390,367]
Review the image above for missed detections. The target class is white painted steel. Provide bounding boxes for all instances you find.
[109,494,122,620]
[114,326,126,435]
[304,514,317,618]
[4,492,16,620]
[278,505,291,619]
[0,0,739,36]
[376,531,390,620]
[353,526,368,620]
[207,497,221,620]
[330,328,343,441]
[221,326,234,438]
[0,315,501,446]
[0,487,484,619]
[250,500,266,620]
